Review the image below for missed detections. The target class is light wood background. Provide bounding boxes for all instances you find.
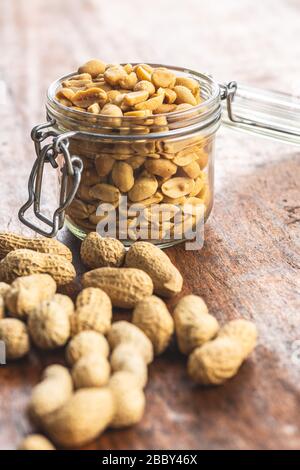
[0,0,299,450]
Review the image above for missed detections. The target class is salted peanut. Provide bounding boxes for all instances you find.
[161,177,195,199]
[162,88,177,104]
[145,159,177,179]
[18,434,55,450]
[89,183,120,202]
[80,232,125,269]
[87,102,101,114]
[107,321,154,363]
[175,76,199,94]
[119,72,138,90]
[82,168,103,186]
[0,318,30,359]
[0,282,11,299]
[77,183,93,202]
[71,88,107,108]
[174,86,197,106]
[28,298,70,349]
[82,267,154,309]
[124,110,152,117]
[123,90,149,107]
[135,64,152,82]
[100,103,123,117]
[175,103,194,112]
[134,80,155,95]
[132,296,174,355]
[198,182,210,203]
[72,353,111,389]
[42,387,115,448]
[188,337,246,385]
[152,68,176,88]
[123,63,133,73]
[173,149,199,166]
[56,88,76,101]
[57,97,72,107]
[66,330,109,366]
[181,161,201,179]
[144,204,180,224]
[112,162,134,192]
[71,287,112,335]
[109,371,145,428]
[135,94,164,111]
[153,104,177,114]
[5,273,56,319]
[110,343,148,388]
[107,89,121,103]
[196,148,209,169]
[129,191,164,209]
[62,78,92,88]
[125,241,183,297]
[0,295,5,318]
[78,59,106,78]
[53,294,74,318]
[0,231,72,261]
[29,365,73,423]
[104,65,127,85]
[68,198,94,220]
[89,81,112,92]
[126,155,146,169]
[218,319,258,359]
[128,175,158,202]
[189,175,205,197]
[174,295,219,355]
[162,195,187,204]
[94,154,114,177]
[0,249,76,286]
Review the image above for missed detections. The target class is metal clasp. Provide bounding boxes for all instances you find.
[19,120,83,237]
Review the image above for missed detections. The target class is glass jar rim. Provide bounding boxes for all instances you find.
[46,64,222,139]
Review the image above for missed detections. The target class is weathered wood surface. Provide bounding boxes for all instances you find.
[0,0,299,450]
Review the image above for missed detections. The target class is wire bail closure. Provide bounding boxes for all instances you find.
[18,120,83,237]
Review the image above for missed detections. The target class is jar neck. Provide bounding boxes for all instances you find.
[46,66,222,141]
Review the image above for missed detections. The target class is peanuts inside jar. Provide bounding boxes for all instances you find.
[47,60,221,247]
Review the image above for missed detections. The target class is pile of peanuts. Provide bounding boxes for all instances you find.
[54,60,212,239]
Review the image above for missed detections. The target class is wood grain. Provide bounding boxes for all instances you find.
[0,0,299,450]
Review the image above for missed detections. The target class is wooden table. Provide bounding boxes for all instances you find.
[0,0,299,450]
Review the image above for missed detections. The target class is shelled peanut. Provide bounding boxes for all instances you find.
[54,60,211,240]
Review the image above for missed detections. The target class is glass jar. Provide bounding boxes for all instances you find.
[19,65,300,248]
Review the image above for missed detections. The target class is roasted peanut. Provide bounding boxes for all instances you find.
[0,232,72,261]
[134,80,155,95]
[80,232,126,268]
[72,353,111,389]
[110,343,148,388]
[41,387,115,448]
[188,337,245,385]
[18,434,55,450]
[82,267,154,308]
[0,249,76,286]
[174,295,219,355]
[174,85,197,106]
[145,158,177,178]
[218,319,257,359]
[123,90,149,107]
[71,287,112,335]
[125,241,183,297]
[151,68,176,88]
[95,154,115,177]
[128,175,158,202]
[28,298,71,349]
[5,273,56,319]
[89,183,120,203]
[135,93,164,111]
[161,177,195,199]
[132,296,174,355]
[71,88,107,108]
[29,365,73,423]
[107,320,154,364]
